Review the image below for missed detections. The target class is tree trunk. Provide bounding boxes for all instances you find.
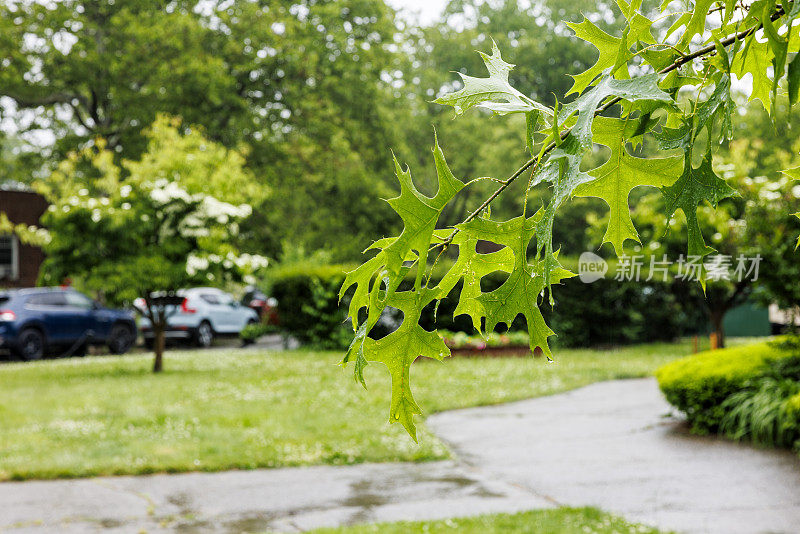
[710,310,726,349]
[153,324,165,373]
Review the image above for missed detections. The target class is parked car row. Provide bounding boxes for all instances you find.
[0,286,274,361]
[135,287,259,348]
[0,287,136,360]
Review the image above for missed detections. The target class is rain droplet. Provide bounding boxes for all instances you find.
[394,413,400,420]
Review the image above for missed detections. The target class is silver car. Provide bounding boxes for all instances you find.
[138,287,258,348]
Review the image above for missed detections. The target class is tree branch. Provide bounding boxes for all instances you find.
[433,5,784,251]
[5,91,89,108]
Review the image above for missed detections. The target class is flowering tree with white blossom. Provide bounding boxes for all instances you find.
[36,118,268,372]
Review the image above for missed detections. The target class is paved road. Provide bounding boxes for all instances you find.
[2,379,800,533]
[429,378,800,534]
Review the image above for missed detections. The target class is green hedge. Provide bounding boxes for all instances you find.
[265,262,356,350]
[264,261,707,350]
[656,341,795,434]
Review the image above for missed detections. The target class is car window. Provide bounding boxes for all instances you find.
[217,293,234,306]
[199,293,220,305]
[65,292,95,309]
[26,293,67,307]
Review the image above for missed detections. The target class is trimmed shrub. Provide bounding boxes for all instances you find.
[656,341,792,433]
[266,263,355,350]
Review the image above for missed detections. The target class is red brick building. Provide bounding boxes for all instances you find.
[0,188,48,288]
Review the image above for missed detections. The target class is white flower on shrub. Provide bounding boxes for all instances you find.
[149,182,196,204]
[186,254,210,276]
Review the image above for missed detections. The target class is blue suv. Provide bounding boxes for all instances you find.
[0,288,137,360]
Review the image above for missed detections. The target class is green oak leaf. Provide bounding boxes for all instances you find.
[456,215,574,357]
[435,231,515,332]
[360,289,449,441]
[530,134,594,298]
[566,6,654,95]
[433,40,551,117]
[666,0,715,48]
[731,33,774,113]
[559,74,674,148]
[576,117,683,255]
[566,18,629,96]
[795,213,800,249]
[656,74,733,150]
[661,150,738,258]
[384,142,465,283]
[339,138,464,388]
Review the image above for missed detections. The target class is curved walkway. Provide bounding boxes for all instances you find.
[1,379,800,533]
[429,378,800,534]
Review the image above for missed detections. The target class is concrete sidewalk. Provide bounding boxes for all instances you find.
[2,379,800,533]
[0,461,547,533]
[429,378,800,534]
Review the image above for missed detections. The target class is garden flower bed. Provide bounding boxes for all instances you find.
[439,330,542,357]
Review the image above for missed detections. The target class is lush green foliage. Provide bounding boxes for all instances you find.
[720,372,800,448]
[266,263,355,350]
[35,117,267,371]
[277,261,706,349]
[239,322,277,343]
[0,340,704,481]
[656,341,795,433]
[628,121,800,346]
[342,0,800,439]
[37,116,266,304]
[308,507,667,534]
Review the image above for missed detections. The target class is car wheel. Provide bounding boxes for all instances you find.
[108,324,135,355]
[194,321,214,348]
[17,328,45,361]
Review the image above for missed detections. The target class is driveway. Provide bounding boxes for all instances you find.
[2,379,800,533]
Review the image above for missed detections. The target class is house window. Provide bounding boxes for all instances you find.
[0,235,18,281]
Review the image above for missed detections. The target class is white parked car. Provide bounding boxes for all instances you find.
[137,288,259,348]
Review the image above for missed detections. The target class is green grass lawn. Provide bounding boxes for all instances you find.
[0,337,736,480]
[307,507,668,534]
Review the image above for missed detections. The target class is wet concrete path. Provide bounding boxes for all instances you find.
[429,378,800,534]
[2,379,800,533]
[0,460,548,533]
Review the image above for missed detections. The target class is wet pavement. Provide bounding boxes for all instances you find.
[2,379,800,533]
[0,461,547,533]
[429,378,800,534]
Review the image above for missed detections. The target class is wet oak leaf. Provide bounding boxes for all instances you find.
[435,232,515,333]
[457,216,574,357]
[661,150,738,258]
[576,117,683,255]
[433,40,551,117]
[360,289,449,441]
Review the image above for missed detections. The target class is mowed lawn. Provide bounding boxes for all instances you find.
[309,507,668,534]
[0,337,728,480]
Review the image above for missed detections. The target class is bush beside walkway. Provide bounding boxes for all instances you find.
[657,338,800,452]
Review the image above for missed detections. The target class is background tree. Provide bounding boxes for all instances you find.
[0,0,407,261]
[36,118,267,372]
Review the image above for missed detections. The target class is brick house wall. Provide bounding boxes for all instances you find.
[0,190,48,288]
